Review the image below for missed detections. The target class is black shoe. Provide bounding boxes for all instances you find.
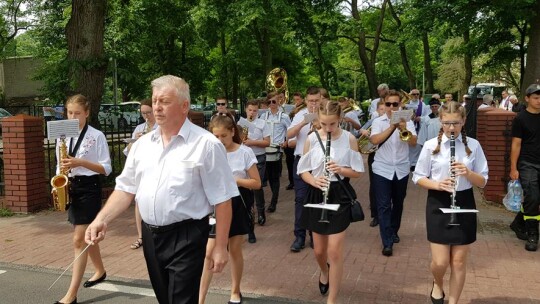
[290,237,305,252]
[83,272,106,288]
[393,234,400,243]
[257,214,266,226]
[510,221,528,240]
[286,184,294,190]
[525,234,538,251]
[227,292,243,304]
[382,247,393,256]
[248,232,257,244]
[54,299,77,304]
[369,217,378,227]
[430,281,445,304]
[318,263,330,295]
[267,203,276,213]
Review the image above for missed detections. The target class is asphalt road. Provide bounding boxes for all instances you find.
[0,264,309,304]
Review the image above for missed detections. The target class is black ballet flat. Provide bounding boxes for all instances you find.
[83,272,106,288]
[53,298,77,304]
[430,281,445,304]
[319,263,330,295]
[227,292,242,304]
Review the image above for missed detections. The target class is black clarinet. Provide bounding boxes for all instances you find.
[448,132,459,226]
[319,132,331,223]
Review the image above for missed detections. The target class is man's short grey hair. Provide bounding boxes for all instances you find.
[151,75,191,104]
[483,94,493,103]
[377,83,389,90]
[509,94,518,101]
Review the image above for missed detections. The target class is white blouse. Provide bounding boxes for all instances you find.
[56,125,112,177]
[297,130,364,181]
[412,134,489,191]
[227,144,258,179]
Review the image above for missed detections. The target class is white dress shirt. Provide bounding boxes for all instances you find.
[412,134,489,190]
[228,145,258,179]
[297,130,364,180]
[262,110,291,145]
[370,114,417,180]
[56,125,112,177]
[116,120,239,226]
[499,97,513,111]
[288,108,312,156]
[247,118,271,156]
[369,98,381,117]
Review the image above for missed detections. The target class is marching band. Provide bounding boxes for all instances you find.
[47,73,499,304]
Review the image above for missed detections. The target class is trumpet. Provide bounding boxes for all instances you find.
[448,132,460,226]
[399,127,412,141]
[319,132,332,224]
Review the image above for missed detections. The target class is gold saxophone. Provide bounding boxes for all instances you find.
[51,137,70,211]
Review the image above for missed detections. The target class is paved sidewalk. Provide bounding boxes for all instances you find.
[1,157,539,303]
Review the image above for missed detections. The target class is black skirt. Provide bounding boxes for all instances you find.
[68,175,102,225]
[300,180,354,235]
[210,187,252,239]
[426,188,477,245]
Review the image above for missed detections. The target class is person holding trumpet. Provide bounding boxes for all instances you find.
[412,101,488,304]
[298,100,363,303]
[370,90,417,256]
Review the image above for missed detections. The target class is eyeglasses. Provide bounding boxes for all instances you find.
[141,111,152,115]
[385,102,400,107]
[269,100,278,104]
[411,93,420,96]
[430,105,440,108]
[441,121,463,127]
[216,103,226,106]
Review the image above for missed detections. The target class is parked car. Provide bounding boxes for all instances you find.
[98,102,141,130]
[0,108,13,136]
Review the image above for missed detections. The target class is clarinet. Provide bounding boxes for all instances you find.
[448,132,460,226]
[319,132,331,223]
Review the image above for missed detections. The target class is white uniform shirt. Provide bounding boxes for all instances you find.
[297,130,364,181]
[370,114,417,180]
[246,118,271,156]
[342,111,361,137]
[412,134,489,190]
[116,120,239,226]
[227,145,258,179]
[369,98,381,117]
[56,125,112,177]
[262,110,291,145]
[288,108,312,156]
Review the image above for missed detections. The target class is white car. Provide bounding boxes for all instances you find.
[98,101,141,130]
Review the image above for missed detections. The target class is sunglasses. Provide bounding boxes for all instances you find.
[216,103,226,106]
[441,121,462,127]
[385,102,400,107]
[269,100,278,104]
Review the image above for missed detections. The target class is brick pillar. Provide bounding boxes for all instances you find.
[2,114,48,213]
[476,107,516,203]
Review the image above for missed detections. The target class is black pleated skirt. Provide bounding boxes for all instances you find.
[68,175,102,225]
[426,188,477,245]
[210,187,252,239]
[300,181,354,235]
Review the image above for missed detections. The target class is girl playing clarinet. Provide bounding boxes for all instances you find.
[298,100,364,304]
[54,94,112,304]
[200,113,261,304]
[413,101,488,304]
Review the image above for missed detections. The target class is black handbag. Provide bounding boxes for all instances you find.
[314,132,365,222]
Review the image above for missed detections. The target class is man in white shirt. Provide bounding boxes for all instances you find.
[370,90,417,257]
[86,75,237,304]
[287,86,322,252]
[499,90,514,111]
[369,83,389,118]
[405,89,430,171]
[478,94,493,109]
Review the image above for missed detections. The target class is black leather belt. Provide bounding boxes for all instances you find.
[69,175,100,183]
[144,216,208,234]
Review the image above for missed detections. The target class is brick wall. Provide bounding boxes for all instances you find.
[476,107,516,203]
[2,115,48,213]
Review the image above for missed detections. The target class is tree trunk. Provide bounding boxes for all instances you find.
[398,44,415,90]
[220,29,229,101]
[522,1,540,96]
[462,29,473,97]
[66,0,107,128]
[422,32,434,93]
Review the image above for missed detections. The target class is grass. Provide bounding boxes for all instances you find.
[0,206,14,217]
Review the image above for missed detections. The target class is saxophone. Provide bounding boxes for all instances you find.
[143,118,151,134]
[50,137,70,211]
